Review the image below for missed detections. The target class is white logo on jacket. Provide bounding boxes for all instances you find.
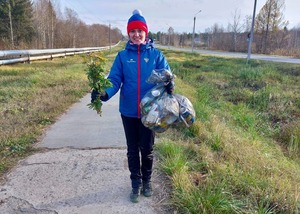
[127,59,136,63]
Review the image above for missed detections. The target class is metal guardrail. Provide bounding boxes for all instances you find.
[0,42,120,65]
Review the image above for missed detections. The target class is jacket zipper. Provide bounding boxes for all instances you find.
[137,45,141,118]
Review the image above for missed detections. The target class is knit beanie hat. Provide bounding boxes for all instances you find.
[127,9,148,35]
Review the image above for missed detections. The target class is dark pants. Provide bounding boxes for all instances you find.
[121,114,155,189]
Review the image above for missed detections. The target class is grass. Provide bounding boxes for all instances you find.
[0,46,122,178]
[155,50,300,213]
[1,45,300,213]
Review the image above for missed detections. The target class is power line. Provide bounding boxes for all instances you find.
[61,0,127,34]
[63,0,107,25]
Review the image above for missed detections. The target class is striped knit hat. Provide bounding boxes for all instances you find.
[127,9,148,35]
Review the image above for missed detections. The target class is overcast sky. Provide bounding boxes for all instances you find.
[58,0,300,35]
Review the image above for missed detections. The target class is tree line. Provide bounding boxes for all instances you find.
[151,0,300,57]
[0,0,299,58]
[0,0,123,50]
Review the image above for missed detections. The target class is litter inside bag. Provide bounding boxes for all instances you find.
[140,69,196,133]
[141,84,179,133]
[173,94,196,127]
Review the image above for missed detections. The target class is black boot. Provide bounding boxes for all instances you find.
[142,181,153,197]
[130,187,141,203]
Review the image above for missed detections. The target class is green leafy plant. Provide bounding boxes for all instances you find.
[86,53,112,116]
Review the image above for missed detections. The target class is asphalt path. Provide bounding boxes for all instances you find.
[158,45,300,64]
[0,93,169,214]
[39,93,125,149]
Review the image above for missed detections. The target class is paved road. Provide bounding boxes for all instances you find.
[0,93,168,214]
[158,45,300,64]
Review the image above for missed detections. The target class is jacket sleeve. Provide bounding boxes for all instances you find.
[156,50,171,71]
[105,53,123,99]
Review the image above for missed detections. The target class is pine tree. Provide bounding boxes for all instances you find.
[0,0,13,46]
[0,0,34,48]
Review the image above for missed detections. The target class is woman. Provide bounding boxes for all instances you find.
[92,9,172,203]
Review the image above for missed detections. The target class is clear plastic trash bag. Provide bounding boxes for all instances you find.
[146,68,174,84]
[140,84,179,133]
[140,69,196,133]
[173,94,196,127]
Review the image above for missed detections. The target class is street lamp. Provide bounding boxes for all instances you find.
[192,10,201,52]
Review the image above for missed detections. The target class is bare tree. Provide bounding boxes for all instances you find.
[33,0,57,49]
[167,26,175,46]
[47,1,56,48]
[244,15,253,33]
[285,26,300,57]
[255,0,288,53]
[290,26,300,49]
[210,23,225,50]
[228,8,244,52]
[64,8,80,48]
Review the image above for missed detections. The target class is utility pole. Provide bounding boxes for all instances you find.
[8,3,14,48]
[192,10,201,52]
[247,0,257,63]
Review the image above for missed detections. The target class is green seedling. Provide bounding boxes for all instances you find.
[86,53,112,116]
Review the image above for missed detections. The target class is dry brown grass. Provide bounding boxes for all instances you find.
[0,56,93,176]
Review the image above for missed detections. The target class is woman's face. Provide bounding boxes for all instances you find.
[128,29,146,45]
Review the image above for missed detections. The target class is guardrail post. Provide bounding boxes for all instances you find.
[28,54,31,64]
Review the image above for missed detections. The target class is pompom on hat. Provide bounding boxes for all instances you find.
[127,9,148,35]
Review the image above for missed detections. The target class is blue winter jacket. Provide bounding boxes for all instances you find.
[105,39,170,118]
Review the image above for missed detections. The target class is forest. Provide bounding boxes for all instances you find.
[0,0,123,49]
[0,0,299,57]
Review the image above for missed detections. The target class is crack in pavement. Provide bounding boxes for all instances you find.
[0,196,58,214]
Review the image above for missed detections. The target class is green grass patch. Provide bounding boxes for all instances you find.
[156,49,300,213]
